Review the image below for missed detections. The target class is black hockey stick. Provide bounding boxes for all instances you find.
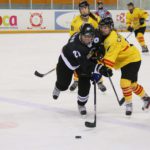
[102,62,125,106]
[125,32,133,40]
[85,81,97,128]
[107,74,125,106]
[34,68,55,78]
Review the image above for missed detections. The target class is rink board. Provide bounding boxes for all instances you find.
[0,9,150,33]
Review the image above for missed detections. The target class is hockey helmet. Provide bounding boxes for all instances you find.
[97,0,103,5]
[80,23,95,37]
[99,17,114,29]
[79,1,90,18]
[79,0,89,8]
[127,2,134,6]
[127,2,134,13]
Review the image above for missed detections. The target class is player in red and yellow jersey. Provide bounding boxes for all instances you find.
[126,2,149,53]
[99,17,150,116]
[69,1,107,92]
[70,1,100,36]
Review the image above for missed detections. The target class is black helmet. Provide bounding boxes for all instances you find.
[97,0,103,5]
[127,2,134,6]
[79,1,90,18]
[80,23,95,36]
[79,1,89,8]
[99,17,114,29]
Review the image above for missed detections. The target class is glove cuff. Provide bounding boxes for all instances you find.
[94,64,103,74]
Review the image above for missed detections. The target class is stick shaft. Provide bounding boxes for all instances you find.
[94,81,96,125]
[44,68,56,76]
[125,32,133,40]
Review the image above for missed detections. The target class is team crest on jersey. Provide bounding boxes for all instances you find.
[94,37,99,43]
[87,27,91,31]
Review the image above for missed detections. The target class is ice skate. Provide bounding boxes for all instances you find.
[78,104,87,115]
[142,45,149,53]
[69,81,78,91]
[142,94,150,110]
[125,102,133,116]
[97,81,107,92]
[52,86,60,100]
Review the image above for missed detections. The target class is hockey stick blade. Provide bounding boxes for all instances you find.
[34,70,44,77]
[85,121,96,128]
[34,68,56,78]
[119,97,125,106]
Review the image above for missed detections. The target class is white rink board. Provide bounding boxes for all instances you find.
[0,9,150,32]
[0,9,55,31]
[55,10,150,31]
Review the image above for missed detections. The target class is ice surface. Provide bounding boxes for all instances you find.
[0,32,150,150]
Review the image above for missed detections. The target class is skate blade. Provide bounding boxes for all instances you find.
[142,52,150,56]
[142,107,149,112]
[125,115,132,119]
[80,114,87,119]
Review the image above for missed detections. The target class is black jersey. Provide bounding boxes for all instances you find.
[61,33,96,75]
[93,29,105,58]
[61,31,105,75]
[84,29,105,64]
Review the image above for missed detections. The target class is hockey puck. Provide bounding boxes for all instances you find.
[75,135,82,139]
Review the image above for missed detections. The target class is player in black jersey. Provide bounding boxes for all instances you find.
[52,23,112,115]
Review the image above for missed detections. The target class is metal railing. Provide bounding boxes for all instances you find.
[0,0,150,10]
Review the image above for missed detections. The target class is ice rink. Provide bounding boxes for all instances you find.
[0,32,150,150]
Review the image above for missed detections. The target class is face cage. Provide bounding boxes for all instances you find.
[79,6,90,17]
[99,24,113,31]
[80,34,95,45]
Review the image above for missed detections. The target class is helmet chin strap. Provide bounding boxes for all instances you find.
[79,35,93,46]
[80,10,90,18]
[129,9,133,13]
[81,13,89,18]
[100,27,112,37]
[98,7,103,10]
[129,7,134,13]
[79,35,85,45]
[79,7,90,18]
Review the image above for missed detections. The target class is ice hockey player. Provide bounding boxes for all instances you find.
[95,1,112,19]
[70,0,100,36]
[99,17,150,116]
[126,2,149,53]
[52,23,112,115]
[69,0,107,92]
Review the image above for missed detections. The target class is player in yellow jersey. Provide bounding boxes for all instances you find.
[99,17,150,116]
[126,2,149,53]
[70,1,100,36]
[69,0,107,92]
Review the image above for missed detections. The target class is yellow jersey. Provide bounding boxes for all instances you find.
[103,30,141,69]
[126,7,148,30]
[70,13,100,36]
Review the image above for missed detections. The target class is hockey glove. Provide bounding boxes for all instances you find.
[127,26,134,32]
[139,18,145,25]
[91,73,102,83]
[91,64,102,83]
[99,65,113,77]
[94,64,113,77]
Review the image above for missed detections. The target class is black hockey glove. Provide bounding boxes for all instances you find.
[91,73,102,83]
[127,26,134,32]
[100,66,113,77]
[91,64,102,83]
[94,64,113,77]
[139,18,145,25]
